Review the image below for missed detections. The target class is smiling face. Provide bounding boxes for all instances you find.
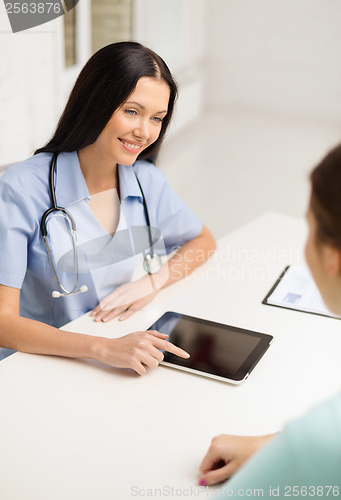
[92,76,170,166]
[305,205,341,316]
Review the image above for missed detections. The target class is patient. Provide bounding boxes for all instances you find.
[198,144,341,495]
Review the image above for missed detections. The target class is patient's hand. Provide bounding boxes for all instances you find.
[198,433,276,486]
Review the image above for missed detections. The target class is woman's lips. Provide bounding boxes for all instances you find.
[119,138,144,153]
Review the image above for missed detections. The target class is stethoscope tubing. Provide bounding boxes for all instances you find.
[40,153,77,236]
[40,152,162,297]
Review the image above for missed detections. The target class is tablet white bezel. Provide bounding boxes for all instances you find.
[160,361,249,384]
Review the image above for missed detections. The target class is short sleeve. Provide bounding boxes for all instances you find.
[154,171,203,253]
[0,177,34,288]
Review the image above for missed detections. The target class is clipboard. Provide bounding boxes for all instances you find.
[262,264,340,320]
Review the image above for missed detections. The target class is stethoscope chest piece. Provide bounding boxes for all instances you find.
[143,252,162,275]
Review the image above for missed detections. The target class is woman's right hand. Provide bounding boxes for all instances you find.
[93,330,190,375]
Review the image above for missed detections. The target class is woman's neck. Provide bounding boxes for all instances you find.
[77,147,118,195]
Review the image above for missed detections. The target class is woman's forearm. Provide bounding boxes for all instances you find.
[0,313,191,375]
[0,313,97,359]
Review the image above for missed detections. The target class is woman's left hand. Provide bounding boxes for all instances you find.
[90,276,158,322]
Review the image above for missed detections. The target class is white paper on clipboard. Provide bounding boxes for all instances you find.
[263,264,340,320]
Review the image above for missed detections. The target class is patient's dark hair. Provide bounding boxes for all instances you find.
[310,143,341,249]
[35,41,177,162]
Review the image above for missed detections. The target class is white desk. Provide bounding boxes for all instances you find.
[1,213,341,500]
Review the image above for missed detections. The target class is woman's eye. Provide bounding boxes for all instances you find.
[125,109,137,116]
[152,116,163,123]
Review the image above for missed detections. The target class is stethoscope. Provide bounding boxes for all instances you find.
[40,152,162,298]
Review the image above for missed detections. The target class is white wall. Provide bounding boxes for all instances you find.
[133,0,208,138]
[0,1,91,167]
[206,0,341,124]
[0,18,63,165]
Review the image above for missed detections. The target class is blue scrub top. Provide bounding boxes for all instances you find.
[0,152,202,329]
[214,392,341,498]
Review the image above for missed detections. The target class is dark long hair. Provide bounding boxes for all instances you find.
[310,143,341,250]
[35,42,177,162]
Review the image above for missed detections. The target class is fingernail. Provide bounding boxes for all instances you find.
[198,478,207,486]
[119,315,125,321]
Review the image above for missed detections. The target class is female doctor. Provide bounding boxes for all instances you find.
[0,42,216,374]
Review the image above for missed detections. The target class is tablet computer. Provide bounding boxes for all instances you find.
[148,312,273,384]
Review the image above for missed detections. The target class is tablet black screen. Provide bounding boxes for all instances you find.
[148,312,273,382]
